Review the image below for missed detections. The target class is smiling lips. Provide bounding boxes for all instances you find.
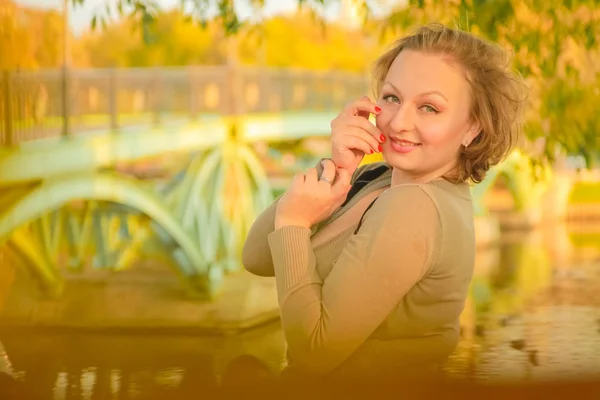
[388,137,422,154]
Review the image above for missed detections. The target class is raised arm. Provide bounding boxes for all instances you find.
[267,185,441,375]
[241,160,371,277]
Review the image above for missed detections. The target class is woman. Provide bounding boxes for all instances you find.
[242,23,526,380]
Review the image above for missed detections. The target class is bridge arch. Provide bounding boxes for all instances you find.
[0,172,207,293]
[471,150,553,217]
[6,228,64,296]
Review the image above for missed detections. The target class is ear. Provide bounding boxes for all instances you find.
[463,119,482,147]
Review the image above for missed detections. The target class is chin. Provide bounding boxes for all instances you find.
[382,153,414,171]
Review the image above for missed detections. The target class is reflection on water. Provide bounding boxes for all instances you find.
[1,222,600,398]
[445,222,600,383]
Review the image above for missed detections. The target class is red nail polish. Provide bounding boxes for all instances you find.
[370,149,374,154]
[380,134,385,142]
[374,106,381,113]
[378,145,383,152]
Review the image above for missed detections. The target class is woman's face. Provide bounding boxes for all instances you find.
[375,49,480,184]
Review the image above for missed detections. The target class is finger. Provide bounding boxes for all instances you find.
[342,97,380,118]
[348,115,384,141]
[343,132,378,155]
[331,118,383,153]
[336,117,385,152]
[344,130,381,154]
[355,96,373,119]
[319,159,336,185]
[305,167,318,184]
[291,172,305,187]
[332,167,352,196]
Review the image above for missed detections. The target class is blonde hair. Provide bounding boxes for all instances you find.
[372,23,527,183]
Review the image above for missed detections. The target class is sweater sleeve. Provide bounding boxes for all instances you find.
[241,159,372,277]
[241,194,282,277]
[267,185,442,375]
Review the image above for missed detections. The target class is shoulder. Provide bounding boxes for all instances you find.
[361,184,441,234]
[356,184,443,278]
[374,180,470,219]
[377,184,438,214]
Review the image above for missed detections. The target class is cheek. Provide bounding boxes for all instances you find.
[374,115,385,131]
[374,108,394,130]
[417,119,462,147]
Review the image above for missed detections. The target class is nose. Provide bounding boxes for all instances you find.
[389,104,415,133]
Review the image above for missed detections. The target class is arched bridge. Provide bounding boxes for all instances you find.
[0,66,585,300]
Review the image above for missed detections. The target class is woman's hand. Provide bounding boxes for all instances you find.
[330,96,385,175]
[275,159,352,230]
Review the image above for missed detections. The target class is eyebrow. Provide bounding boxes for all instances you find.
[383,81,449,102]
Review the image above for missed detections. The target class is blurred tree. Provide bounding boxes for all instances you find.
[72,0,329,37]
[75,8,382,72]
[237,11,382,72]
[67,0,600,164]
[0,1,65,69]
[75,10,225,67]
[0,2,34,69]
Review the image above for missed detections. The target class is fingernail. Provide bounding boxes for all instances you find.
[369,149,374,154]
[380,134,385,142]
[374,106,381,113]
[378,145,383,152]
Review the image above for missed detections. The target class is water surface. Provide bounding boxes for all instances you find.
[2,222,600,398]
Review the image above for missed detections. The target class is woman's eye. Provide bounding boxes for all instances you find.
[382,94,400,103]
[421,105,439,113]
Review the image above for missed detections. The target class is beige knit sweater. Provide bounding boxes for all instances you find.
[242,162,475,379]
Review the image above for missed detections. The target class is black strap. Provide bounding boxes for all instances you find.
[353,197,380,234]
[341,164,390,208]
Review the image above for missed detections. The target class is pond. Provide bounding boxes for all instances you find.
[1,221,600,398]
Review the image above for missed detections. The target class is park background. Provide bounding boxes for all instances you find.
[1,0,600,398]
